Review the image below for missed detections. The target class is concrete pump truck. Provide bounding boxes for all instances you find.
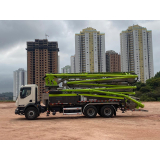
[15,72,147,120]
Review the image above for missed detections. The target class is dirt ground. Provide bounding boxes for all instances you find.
[0,102,160,140]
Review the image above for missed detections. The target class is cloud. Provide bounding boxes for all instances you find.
[0,76,13,93]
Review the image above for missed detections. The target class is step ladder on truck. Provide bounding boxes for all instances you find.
[15,72,147,120]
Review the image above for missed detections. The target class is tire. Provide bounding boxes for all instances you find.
[25,107,38,120]
[84,105,97,118]
[100,105,114,118]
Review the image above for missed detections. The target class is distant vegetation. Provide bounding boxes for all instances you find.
[134,71,160,101]
[0,92,13,101]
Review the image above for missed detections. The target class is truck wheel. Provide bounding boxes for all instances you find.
[101,105,114,118]
[84,106,97,118]
[25,107,38,120]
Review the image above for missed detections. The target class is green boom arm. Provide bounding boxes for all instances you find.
[43,72,144,108]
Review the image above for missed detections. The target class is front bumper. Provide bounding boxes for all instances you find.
[15,107,25,115]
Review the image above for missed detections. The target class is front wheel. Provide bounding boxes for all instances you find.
[100,105,114,118]
[84,105,97,118]
[25,107,38,120]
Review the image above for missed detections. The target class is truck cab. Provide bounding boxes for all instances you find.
[15,84,43,120]
[16,84,38,107]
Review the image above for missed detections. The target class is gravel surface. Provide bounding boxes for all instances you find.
[0,102,160,140]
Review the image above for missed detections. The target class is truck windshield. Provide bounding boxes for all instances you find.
[20,87,31,99]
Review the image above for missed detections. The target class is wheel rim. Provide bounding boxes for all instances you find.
[104,108,112,116]
[28,110,35,118]
[87,108,95,117]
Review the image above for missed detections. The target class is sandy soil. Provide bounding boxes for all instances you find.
[0,102,160,140]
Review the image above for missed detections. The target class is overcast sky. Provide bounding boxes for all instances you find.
[0,20,160,93]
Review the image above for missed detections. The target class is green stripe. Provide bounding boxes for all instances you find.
[45,73,138,77]
[79,94,124,100]
[94,86,136,90]
[49,94,78,97]
[70,83,129,87]
[67,77,136,84]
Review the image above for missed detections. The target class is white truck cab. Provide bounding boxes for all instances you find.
[16,84,38,107]
[15,84,44,120]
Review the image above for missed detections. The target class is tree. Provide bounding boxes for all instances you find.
[134,81,145,91]
[140,86,152,93]
[135,91,141,98]
[154,71,160,78]
[146,78,160,89]
[140,94,148,101]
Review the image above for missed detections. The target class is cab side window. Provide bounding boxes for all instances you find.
[20,87,31,99]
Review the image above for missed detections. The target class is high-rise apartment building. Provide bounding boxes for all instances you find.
[70,55,75,73]
[61,65,71,73]
[60,65,71,88]
[120,25,154,82]
[75,27,106,73]
[106,50,121,72]
[13,68,27,101]
[26,39,59,100]
[58,56,60,73]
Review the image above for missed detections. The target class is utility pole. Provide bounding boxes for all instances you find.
[45,34,49,39]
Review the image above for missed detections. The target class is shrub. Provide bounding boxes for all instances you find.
[140,86,152,93]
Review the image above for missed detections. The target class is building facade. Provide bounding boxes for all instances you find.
[70,55,75,73]
[26,39,59,100]
[106,50,121,72]
[13,68,27,101]
[58,56,60,73]
[75,27,106,73]
[61,65,71,73]
[120,25,154,83]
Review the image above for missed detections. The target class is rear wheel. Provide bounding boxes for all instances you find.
[25,107,38,120]
[101,105,114,118]
[84,106,97,118]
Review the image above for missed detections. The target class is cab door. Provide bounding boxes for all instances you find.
[18,87,33,107]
